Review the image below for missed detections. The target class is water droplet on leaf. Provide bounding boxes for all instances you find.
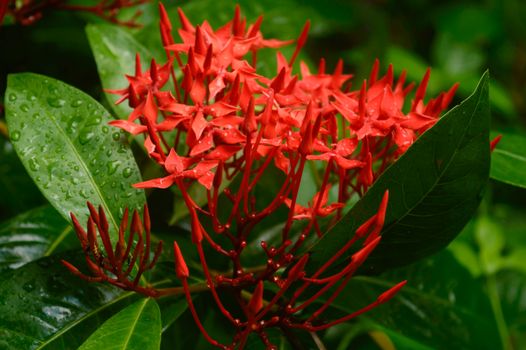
[47,98,65,108]
[79,130,94,145]
[71,99,83,108]
[122,167,133,178]
[10,131,20,141]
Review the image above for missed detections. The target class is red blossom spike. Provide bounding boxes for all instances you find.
[194,26,207,55]
[289,20,310,67]
[159,3,172,31]
[377,280,407,303]
[490,134,502,152]
[248,281,264,315]
[173,241,189,278]
[177,7,194,32]
[412,68,431,111]
[318,58,326,75]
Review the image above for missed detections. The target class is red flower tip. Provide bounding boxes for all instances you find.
[159,3,172,31]
[377,280,407,304]
[177,7,194,32]
[173,241,190,278]
[490,134,502,152]
[369,58,380,86]
[351,235,381,266]
[376,190,389,228]
[289,20,310,66]
[248,281,264,315]
[287,254,309,282]
[190,209,204,243]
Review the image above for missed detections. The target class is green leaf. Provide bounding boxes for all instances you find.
[0,136,45,220]
[326,251,500,349]
[79,298,161,350]
[307,72,490,273]
[490,132,526,189]
[86,23,153,119]
[0,253,133,350]
[0,205,76,273]
[5,73,145,237]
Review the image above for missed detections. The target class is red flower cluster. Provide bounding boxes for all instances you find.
[0,0,146,26]
[66,4,458,349]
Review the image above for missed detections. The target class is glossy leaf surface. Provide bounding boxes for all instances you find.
[78,298,161,350]
[0,253,129,350]
[0,205,75,272]
[307,72,490,273]
[5,73,145,236]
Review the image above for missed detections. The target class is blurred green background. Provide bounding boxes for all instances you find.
[1,0,525,348]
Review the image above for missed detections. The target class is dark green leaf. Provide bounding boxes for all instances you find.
[78,298,161,350]
[5,73,145,237]
[307,72,490,273]
[86,24,152,119]
[0,205,76,273]
[0,253,132,350]
[326,251,500,349]
[490,132,526,189]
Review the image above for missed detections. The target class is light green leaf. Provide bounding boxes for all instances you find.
[79,298,161,350]
[490,132,526,189]
[5,73,145,237]
[86,23,153,119]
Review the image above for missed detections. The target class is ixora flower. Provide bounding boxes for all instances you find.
[63,4,458,349]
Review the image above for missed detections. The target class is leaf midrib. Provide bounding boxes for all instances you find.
[380,90,485,238]
[121,298,149,349]
[39,83,119,234]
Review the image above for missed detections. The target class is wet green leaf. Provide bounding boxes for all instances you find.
[307,72,490,273]
[0,205,76,273]
[79,298,161,350]
[86,24,152,119]
[490,132,526,189]
[5,73,145,237]
[0,253,132,350]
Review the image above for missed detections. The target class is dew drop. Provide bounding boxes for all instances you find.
[71,99,83,108]
[71,177,80,185]
[10,131,20,141]
[8,93,17,101]
[79,130,94,145]
[20,104,30,112]
[47,98,66,108]
[106,149,113,157]
[112,132,121,141]
[90,158,97,166]
[79,189,89,199]
[33,113,40,120]
[108,160,120,175]
[102,126,109,133]
[29,158,40,171]
[122,167,133,178]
